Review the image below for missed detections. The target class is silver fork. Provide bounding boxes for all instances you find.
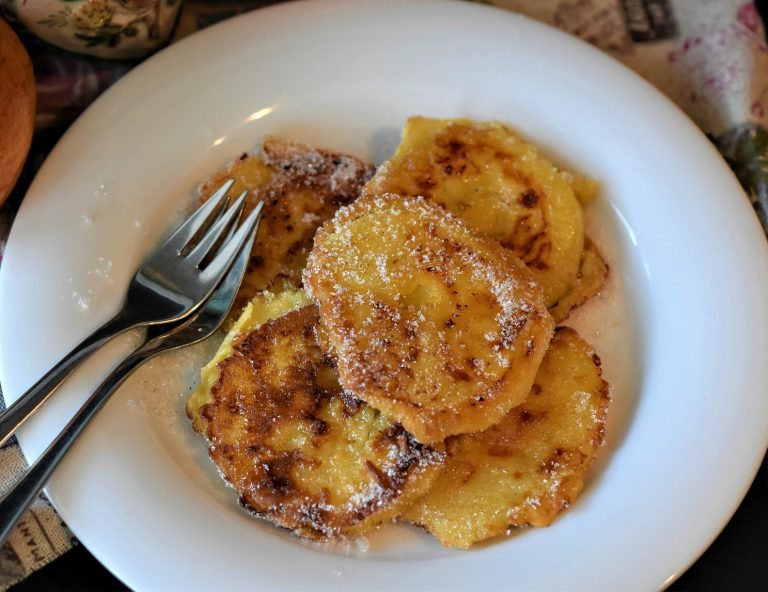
[0,208,260,545]
[0,180,263,446]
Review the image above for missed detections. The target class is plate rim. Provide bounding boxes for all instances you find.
[2,1,767,590]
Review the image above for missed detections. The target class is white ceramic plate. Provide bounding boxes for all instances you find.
[2,1,767,590]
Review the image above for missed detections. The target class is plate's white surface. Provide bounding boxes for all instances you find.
[2,1,767,590]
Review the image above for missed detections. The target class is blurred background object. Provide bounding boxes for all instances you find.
[0,17,34,206]
[2,0,182,60]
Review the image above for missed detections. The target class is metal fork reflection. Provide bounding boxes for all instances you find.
[0,199,262,545]
[0,182,261,447]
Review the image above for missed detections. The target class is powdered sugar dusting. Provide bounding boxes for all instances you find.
[304,192,552,441]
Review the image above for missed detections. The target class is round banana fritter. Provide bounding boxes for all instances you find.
[195,303,445,539]
[186,289,312,433]
[549,238,608,323]
[199,137,375,325]
[303,193,554,445]
[365,117,585,306]
[403,327,610,548]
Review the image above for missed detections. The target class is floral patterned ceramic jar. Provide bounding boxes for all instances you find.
[6,0,182,59]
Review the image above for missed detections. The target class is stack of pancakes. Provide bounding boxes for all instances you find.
[186,118,610,548]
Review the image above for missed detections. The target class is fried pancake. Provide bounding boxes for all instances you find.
[403,327,610,548]
[365,117,585,306]
[186,289,312,432]
[563,171,601,205]
[549,238,608,323]
[198,137,375,325]
[188,290,445,539]
[303,193,554,444]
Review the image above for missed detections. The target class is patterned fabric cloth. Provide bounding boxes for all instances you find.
[0,0,766,589]
[0,433,73,591]
[489,0,768,229]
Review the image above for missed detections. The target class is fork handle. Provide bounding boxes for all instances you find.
[0,344,147,545]
[0,313,137,447]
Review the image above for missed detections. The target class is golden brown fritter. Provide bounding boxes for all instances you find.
[403,327,610,548]
[187,123,613,547]
[549,238,609,323]
[365,117,585,306]
[198,137,375,325]
[186,289,312,433]
[189,291,445,539]
[303,193,554,444]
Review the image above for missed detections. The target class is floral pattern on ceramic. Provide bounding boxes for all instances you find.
[8,0,181,59]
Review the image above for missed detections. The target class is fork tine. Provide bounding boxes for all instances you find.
[200,201,264,284]
[157,179,235,256]
[185,190,248,267]
[0,203,263,547]
[190,205,261,324]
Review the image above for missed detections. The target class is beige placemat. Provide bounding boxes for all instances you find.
[0,437,75,591]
